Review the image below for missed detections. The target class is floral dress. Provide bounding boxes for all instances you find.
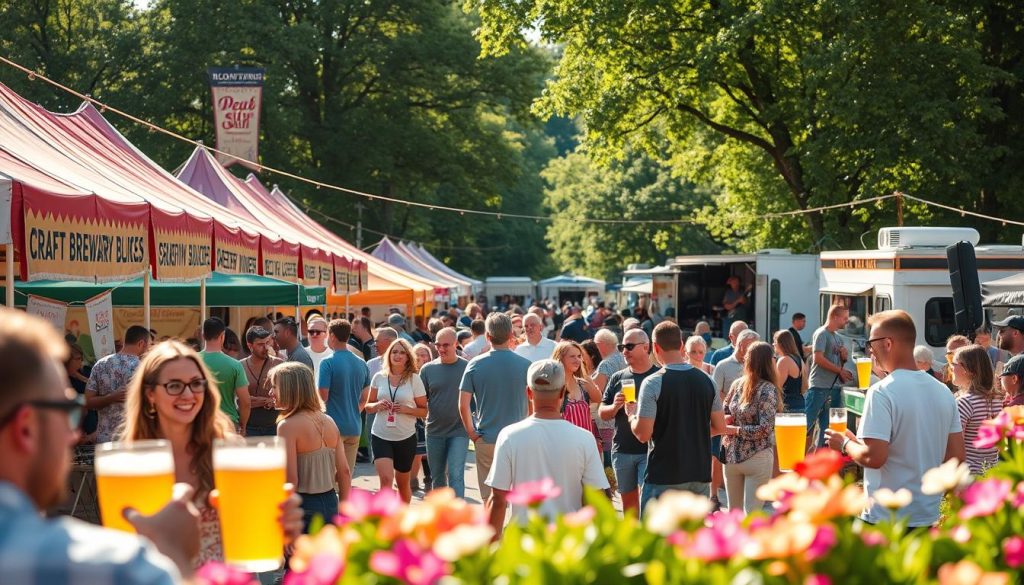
[721,380,779,464]
[194,501,224,568]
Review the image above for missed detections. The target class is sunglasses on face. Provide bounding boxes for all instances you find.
[155,378,209,396]
[309,330,327,336]
[617,343,643,352]
[0,392,85,432]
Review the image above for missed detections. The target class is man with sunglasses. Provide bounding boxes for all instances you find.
[306,316,334,387]
[0,309,200,583]
[420,328,471,497]
[826,310,964,528]
[599,329,657,517]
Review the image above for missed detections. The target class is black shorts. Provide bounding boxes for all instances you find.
[371,433,417,473]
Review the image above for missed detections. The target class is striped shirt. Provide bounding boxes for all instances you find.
[0,481,180,584]
[956,392,1002,475]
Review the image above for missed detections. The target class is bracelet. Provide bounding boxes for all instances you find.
[841,438,851,455]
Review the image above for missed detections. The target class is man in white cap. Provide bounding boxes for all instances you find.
[485,359,609,538]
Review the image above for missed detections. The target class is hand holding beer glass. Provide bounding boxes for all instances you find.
[621,379,637,404]
[829,407,848,435]
[95,439,175,532]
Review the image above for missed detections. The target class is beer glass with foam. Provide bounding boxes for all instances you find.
[829,407,848,435]
[775,413,807,471]
[621,379,637,404]
[213,436,287,571]
[95,439,175,533]
[855,357,873,390]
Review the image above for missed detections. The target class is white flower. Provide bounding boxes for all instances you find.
[873,488,913,510]
[433,524,495,561]
[644,490,713,535]
[921,458,972,495]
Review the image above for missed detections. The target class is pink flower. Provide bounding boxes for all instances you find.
[507,478,562,507]
[860,531,888,547]
[370,539,448,585]
[195,562,258,585]
[339,488,403,522]
[974,423,1003,450]
[959,479,1013,520]
[805,576,832,585]
[951,525,972,544]
[1003,536,1024,569]
[1011,424,1024,442]
[563,505,596,527]
[283,553,345,585]
[687,509,747,561]
[806,525,837,561]
[1012,482,1024,508]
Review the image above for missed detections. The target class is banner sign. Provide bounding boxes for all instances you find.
[112,307,202,342]
[213,223,260,275]
[301,245,332,288]
[19,188,149,282]
[85,290,115,358]
[208,67,264,169]
[360,260,369,293]
[151,209,213,282]
[27,294,67,332]
[348,259,359,293]
[333,255,349,294]
[261,236,300,282]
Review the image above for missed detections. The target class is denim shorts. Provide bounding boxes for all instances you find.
[298,489,339,533]
[611,451,648,494]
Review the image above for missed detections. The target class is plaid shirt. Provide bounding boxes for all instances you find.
[0,481,180,584]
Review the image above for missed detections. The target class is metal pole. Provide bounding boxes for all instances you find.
[355,202,365,249]
[200,276,207,321]
[143,270,152,332]
[896,191,904,227]
[345,292,350,320]
[5,243,14,308]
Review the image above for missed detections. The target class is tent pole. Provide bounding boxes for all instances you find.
[345,292,349,320]
[200,276,207,321]
[5,243,14,308]
[143,270,152,332]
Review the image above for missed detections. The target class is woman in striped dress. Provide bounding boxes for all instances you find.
[552,341,602,446]
[950,345,1002,475]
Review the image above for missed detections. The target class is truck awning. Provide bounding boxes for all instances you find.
[982,274,1024,307]
[820,283,875,296]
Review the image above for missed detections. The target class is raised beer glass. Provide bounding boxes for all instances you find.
[94,439,175,532]
[213,436,287,572]
[775,413,807,471]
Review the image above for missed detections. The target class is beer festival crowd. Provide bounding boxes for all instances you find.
[2,298,1024,584]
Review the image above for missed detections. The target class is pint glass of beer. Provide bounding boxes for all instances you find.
[94,439,175,533]
[621,379,637,404]
[213,436,287,572]
[855,357,873,389]
[775,413,807,471]
[829,408,848,435]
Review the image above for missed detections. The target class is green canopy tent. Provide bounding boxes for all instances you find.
[1,272,326,307]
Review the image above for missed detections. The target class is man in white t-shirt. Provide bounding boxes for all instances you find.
[462,319,491,360]
[826,310,965,527]
[305,317,334,387]
[485,359,609,536]
[514,314,557,363]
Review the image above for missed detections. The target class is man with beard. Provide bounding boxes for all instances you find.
[993,316,1024,358]
[241,327,285,437]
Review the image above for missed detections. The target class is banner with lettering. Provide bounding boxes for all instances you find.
[151,208,213,282]
[85,290,115,358]
[359,260,369,293]
[333,255,350,295]
[113,307,202,342]
[17,186,149,282]
[27,294,67,332]
[301,245,332,288]
[213,222,260,275]
[261,236,300,282]
[348,259,359,293]
[208,67,264,170]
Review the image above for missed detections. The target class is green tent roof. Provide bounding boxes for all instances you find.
[2,273,326,307]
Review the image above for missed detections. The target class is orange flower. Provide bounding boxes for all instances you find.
[794,449,845,481]
[787,477,866,524]
[379,488,484,546]
[287,524,352,573]
[937,560,1010,585]
[744,517,819,560]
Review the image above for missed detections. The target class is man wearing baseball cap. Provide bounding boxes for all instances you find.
[1000,355,1024,408]
[993,315,1024,358]
[485,359,609,537]
[387,313,416,345]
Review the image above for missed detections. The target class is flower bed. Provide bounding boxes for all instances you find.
[199,406,1024,585]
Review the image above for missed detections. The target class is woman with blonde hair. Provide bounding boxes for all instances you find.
[950,345,1001,475]
[551,341,602,441]
[365,338,427,502]
[684,335,715,375]
[121,341,301,567]
[274,362,351,532]
[721,341,781,515]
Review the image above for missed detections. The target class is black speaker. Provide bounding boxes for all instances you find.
[946,241,983,337]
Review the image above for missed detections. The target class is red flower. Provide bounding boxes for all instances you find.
[794,449,844,481]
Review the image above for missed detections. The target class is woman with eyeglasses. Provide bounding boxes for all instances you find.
[365,338,428,503]
[121,341,302,567]
[949,345,1001,475]
[684,336,715,376]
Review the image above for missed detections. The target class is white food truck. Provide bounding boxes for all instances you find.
[819,227,1024,353]
[634,250,821,340]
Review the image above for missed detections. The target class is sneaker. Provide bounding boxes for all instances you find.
[423,477,433,492]
[410,479,421,492]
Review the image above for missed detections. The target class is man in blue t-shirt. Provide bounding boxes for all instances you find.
[319,319,370,472]
[459,313,531,502]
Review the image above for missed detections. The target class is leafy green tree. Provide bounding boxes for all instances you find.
[473,0,1006,251]
[543,150,719,281]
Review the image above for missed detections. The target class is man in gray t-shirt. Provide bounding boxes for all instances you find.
[806,305,853,447]
[459,314,531,501]
[420,328,470,497]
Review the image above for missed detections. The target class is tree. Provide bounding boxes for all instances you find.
[474,0,1007,251]
[543,149,720,281]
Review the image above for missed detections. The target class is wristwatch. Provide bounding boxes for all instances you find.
[840,438,851,455]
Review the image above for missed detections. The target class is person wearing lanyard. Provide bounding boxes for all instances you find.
[365,338,428,503]
[240,326,284,436]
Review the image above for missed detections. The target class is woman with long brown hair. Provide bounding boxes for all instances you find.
[950,344,1001,475]
[551,341,602,442]
[720,341,781,515]
[121,340,301,567]
[365,338,427,503]
[772,330,805,413]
